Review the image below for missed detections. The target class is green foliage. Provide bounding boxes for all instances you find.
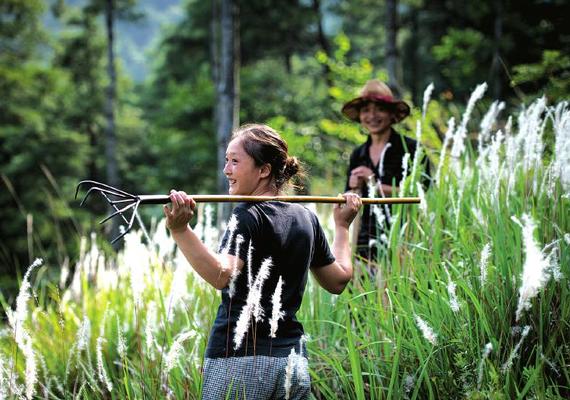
[1,97,569,398]
[0,0,46,62]
[432,28,491,91]
[0,0,91,278]
[512,50,570,103]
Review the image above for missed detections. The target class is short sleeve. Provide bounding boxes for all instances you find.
[310,214,335,269]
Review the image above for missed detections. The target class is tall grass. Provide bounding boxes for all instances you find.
[1,91,568,399]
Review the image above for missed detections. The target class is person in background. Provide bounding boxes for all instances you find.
[343,79,423,266]
[164,124,362,400]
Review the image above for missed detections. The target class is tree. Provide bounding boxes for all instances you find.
[84,0,141,242]
[53,6,107,183]
[213,0,239,221]
[385,0,401,95]
[0,0,89,277]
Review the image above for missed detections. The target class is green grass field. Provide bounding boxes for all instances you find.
[1,93,569,399]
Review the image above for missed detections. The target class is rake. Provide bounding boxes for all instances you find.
[76,180,420,243]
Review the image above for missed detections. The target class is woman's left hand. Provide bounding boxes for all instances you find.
[349,166,375,189]
[163,190,196,233]
[333,192,362,228]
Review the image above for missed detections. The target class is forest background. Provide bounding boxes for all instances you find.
[1,0,568,291]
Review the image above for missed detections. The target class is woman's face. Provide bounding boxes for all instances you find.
[223,138,267,195]
[359,101,395,135]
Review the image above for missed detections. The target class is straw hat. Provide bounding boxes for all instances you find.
[341,80,411,123]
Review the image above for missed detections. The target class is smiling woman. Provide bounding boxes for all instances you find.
[342,80,421,265]
[163,123,362,400]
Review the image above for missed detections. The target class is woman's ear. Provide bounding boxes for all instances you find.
[259,163,272,179]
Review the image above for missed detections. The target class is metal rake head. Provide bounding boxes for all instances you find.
[75,180,143,244]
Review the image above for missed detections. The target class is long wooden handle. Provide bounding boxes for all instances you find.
[138,194,420,205]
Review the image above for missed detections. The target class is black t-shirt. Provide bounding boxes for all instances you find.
[345,130,419,252]
[205,202,335,358]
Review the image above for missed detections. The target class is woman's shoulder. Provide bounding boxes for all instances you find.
[390,130,418,152]
[231,203,261,225]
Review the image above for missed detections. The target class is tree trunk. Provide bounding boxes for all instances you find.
[104,0,120,244]
[408,7,419,103]
[215,0,239,223]
[490,0,503,99]
[312,0,333,88]
[211,0,220,86]
[385,0,401,96]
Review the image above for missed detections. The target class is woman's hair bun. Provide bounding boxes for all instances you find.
[283,156,300,180]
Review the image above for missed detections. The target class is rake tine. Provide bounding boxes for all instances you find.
[78,186,132,207]
[77,180,135,198]
[110,198,136,205]
[78,186,100,206]
[110,200,141,244]
[99,191,131,225]
[98,201,138,225]
[110,227,129,245]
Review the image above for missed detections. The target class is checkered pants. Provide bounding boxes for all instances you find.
[202,355,310,400]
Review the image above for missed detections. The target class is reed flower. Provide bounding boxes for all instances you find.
[251,258,272,322]
[122,231,150,307]
[377,142,392,181]
[298,334,308,358]
[404,374,415,395]
[233,258,273,349]
[552,102,570,191]
[409,120,423,193]
[246,240,254,288]
[0,355,24,399]
[450,83,487,173]
[220,214,238,254]
[512,215,551,321]
[414,314,437,345]
[478,101,505,155]
[228,234,245,298]
[6,258,42,400]
[153,218,174,263]
[163,330,196,376]
[166,262,190,320]
[422,83,434,119]
[501,325,531,373]
[0,354,7,399]
[284,348,296,400]
[476,342,493,389]
[547,247,562,282]
[443,265,460,312]
[480,243,491,287]
[416,182,428,217]
[401,152,410,184]
[116,316,127,359]
[541,352,560,377]
[96,336,112,392]
[8,258,42,331]
[269,276,285,338]
[435,117,455,185]
[145,301,157,360]
[76,315,91,352]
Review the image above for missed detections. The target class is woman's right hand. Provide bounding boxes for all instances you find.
[333,192,362,228]
[349,166,374,190]
[163,190,196,233]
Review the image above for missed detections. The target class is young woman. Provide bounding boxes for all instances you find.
[164,124,361,399]
[342,80,419,263]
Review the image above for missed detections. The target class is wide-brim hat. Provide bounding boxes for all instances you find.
[341,79,411,123]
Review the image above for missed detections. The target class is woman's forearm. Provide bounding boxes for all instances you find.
[171,227,231,290]
[378,182,394,196]
[332,225,353,281]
